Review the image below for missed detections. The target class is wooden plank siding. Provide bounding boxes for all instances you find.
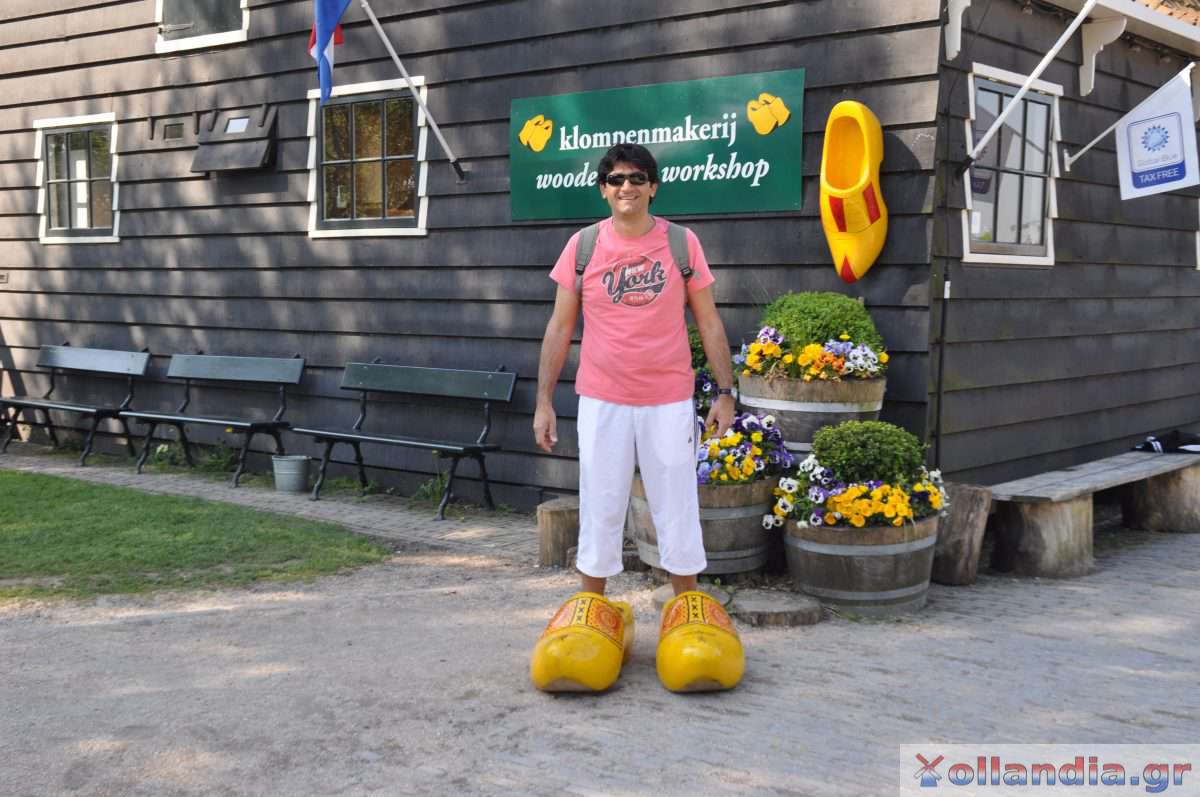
[932,0,1200,486]
[0,0,943,507]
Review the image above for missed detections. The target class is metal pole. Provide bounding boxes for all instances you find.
[359,0,467,182]
[1064,62,1196,172]
[960,0,1099,173]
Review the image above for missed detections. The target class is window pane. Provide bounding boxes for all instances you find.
[969,168,996,243]
[48,183,69,229]
[323,105,350,162]
[974,90,1000,168]
[995,172,1021,243]
[1020,176,1045,246]
[90,130,111,179]
[68,132,89,179]
[162,0,242,40]
[1024,101,1049,175]
[46,134,67,180]
[354,102,383,159]
[386,160,416,218]
[385,99,414,157]
[999,96,1023,171]
[91,181,113,228]
[71,180,90,228]
[323,164,352,220]
[354,161,383,218]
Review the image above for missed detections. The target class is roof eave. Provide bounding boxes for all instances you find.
[1047,0,1200,54]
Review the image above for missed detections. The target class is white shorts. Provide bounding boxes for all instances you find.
[575,395,706,578]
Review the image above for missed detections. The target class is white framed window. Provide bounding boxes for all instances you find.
[155,0,249,55]
[306,78,430,238]
[34,113,120,245]
[962,63,1062,266]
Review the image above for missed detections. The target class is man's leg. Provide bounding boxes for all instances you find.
[576,396,636,595]
[635,399,706,594]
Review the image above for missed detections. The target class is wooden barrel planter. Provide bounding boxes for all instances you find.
[784,514,938,617]
[737,375,885,454]
[628,475,776,575]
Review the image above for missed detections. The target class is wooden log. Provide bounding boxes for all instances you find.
[537,496,579,568]
[989,496,1093,578]
[1121,463,1200,533]
[931,483,993,586]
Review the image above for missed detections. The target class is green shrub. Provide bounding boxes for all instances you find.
[761,292,883,349]
[811,421,925,485]
[688,324,707,369]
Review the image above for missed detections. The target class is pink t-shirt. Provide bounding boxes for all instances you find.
[550,217,715,406]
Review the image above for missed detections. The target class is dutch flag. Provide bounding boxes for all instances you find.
[310,0,353,106]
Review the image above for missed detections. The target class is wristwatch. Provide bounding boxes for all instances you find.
[716,387,734,397]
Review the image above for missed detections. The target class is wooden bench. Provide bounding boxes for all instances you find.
[1,344,150,465]
[988,450,1200,578]
[119,353,305,486]
[291,362,516,519]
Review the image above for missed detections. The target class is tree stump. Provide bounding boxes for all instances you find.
[537,496,579,568]
[989,496,1093,578]
[1121,464,1200,533]
[931,483,992,586]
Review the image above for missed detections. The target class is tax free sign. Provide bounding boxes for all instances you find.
[1115,66,1199,200]
[509,69,804,220]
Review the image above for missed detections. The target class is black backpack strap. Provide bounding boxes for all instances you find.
[574,222,603,294]
[666,221,693,282]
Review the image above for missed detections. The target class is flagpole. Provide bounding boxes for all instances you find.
[359,0,467,182]
[1064,62,1196,173]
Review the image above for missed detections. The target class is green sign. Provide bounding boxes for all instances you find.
[510,69,805,221]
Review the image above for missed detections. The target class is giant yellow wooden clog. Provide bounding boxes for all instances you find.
[656,591,744,692]
[530,592,634,692]
[819,101,888,284]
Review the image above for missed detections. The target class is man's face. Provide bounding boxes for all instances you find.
[599,160,658,219]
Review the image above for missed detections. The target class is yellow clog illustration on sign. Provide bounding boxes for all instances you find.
[656,591,744,692]
[819,100,888,284]
[746,93,791,136]
[530,592,634,692]
[518,114,554,152]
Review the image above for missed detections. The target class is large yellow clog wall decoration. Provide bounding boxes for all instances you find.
[518,114,554,152]
[746,92,791,135]
[819,101,888,283]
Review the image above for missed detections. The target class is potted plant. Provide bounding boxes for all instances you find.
[628,410,795,575]
[736,291,889,453]
[765,420,948,616]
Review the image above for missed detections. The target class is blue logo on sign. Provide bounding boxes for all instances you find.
[1141,125,1169,152]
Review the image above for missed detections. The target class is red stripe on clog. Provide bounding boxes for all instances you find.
[863,184,880,224]
[840,256,856,284]
[828,196,847,233]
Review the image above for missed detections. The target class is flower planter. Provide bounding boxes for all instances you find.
[784,514,938,617]
[737,374,885,454]
[628,475,777,575]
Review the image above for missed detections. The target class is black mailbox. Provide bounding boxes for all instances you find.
[191,105,277,174]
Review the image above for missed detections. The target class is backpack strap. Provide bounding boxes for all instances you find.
[666,221,693,282]
[574,222,603,294]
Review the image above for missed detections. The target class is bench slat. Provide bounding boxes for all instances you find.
[37,346,150,376]
[992,452,1200,502]
[341,363,515,401]
[120,411,287,429]
[167,354,304,384]
[291,426,496,453]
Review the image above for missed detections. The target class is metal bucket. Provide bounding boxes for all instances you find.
[272,455,311,493]
[737,375,885,454]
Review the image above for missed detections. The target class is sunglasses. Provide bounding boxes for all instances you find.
[603,171,650,187]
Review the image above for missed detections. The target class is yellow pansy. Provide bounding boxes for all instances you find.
[879,352,890,364]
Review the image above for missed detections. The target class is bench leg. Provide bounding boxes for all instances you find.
[79,414,102,466]
[351,442,368,495]
[474,454,496,510]
[40,408,60,449]
[135,423,158,474]
[1,406,20,452]
[436,457,461,521]
[231,431,255,487]
[989,496,1094,578]
[118,417,137,457]
[1122,464,1200,533]
[311,440,336,501]
[269,430,285,456]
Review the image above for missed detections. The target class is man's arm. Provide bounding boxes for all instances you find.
[688,285,736,438]
[533,284,580,452]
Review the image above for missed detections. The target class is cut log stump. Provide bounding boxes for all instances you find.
[931,483,992,586]
[537,496,579,568]
[1121,463,1200,533]
[989,496,1093,578]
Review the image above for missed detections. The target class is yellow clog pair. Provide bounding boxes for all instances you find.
[530,591,743,693]
[819,100,888,284]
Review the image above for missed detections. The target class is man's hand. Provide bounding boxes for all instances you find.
[703,394,736,439]
[533,403,558,452]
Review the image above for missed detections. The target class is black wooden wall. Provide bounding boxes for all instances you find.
[0,0,942,507]
[933,0,1200,485]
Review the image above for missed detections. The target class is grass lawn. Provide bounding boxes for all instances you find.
[0,470,391,601]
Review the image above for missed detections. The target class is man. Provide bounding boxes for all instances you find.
[529,143,744,693]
